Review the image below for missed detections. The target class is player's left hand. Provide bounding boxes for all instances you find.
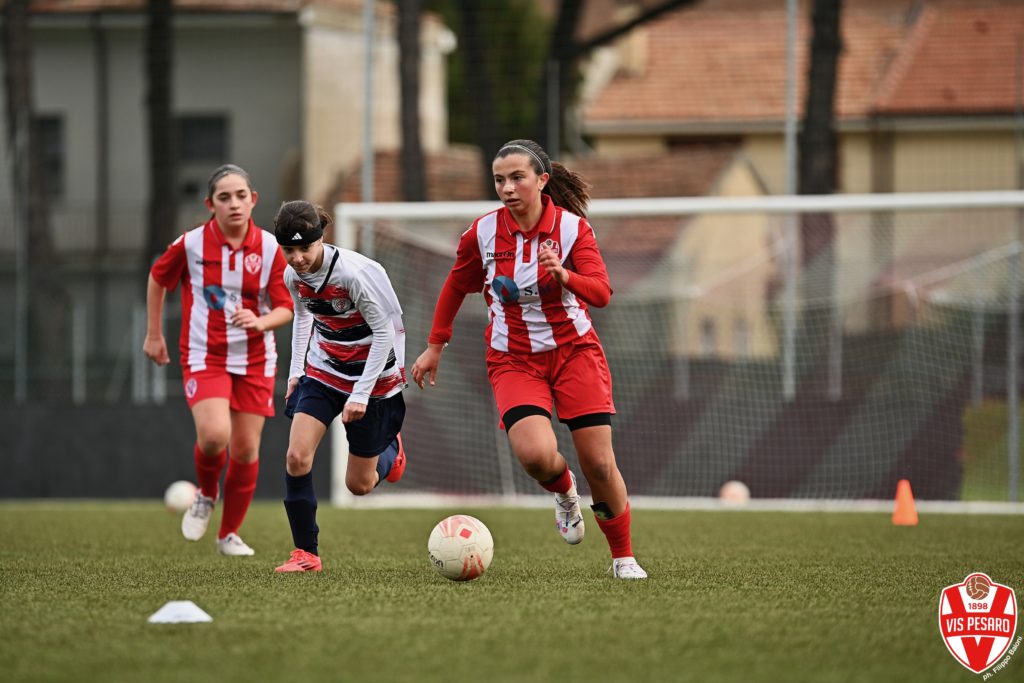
[231,308,264,331]
[342,401,367,423]
[538,245,569,286]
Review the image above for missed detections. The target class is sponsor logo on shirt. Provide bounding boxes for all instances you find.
[485,250,516,261]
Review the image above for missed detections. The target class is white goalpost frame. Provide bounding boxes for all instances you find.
[331,191,1024,512]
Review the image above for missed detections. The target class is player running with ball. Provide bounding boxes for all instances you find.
[412,139,647,579]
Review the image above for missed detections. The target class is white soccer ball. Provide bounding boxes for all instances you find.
[164,480,197,513]
[427,514,494,581]
[719,480,751,506]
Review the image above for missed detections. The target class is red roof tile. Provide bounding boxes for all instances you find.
[873,3,1024,115]
[329,144,739,205]
[584,2,912,127]
[19,0,365,13]
[583,0,1024,127]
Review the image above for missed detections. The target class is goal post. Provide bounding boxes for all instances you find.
[331,191,1024,509]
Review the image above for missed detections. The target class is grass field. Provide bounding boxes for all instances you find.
[1,502,1022,683]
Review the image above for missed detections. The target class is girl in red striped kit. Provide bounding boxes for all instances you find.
[144,164,294,557]
[411,139,646,579]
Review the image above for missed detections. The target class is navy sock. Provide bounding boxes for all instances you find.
[283,471,319,555]
[373,437,400,487]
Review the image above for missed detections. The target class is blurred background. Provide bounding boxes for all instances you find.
[2,0,1024,504]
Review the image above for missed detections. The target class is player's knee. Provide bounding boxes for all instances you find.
[345,474,375,496]
[513,441,557,473]
[197,432,229,456]
[230,439,260,464]
[285,449,313,476]
[580,456,616,484]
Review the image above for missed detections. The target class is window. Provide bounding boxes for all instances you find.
[36,116,64,201]
[178,115,228,200]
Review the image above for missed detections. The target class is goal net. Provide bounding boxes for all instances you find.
[332,192,1024,508]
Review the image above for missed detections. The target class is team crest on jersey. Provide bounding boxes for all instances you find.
[331,297,354,313]
[541,239,560,257]
[244,253,262,275]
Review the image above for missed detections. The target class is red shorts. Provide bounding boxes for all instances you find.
[486,329,615,425]
[182,367,276,417]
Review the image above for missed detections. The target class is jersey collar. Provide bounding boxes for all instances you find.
[501,194,556,240]
[208,217,259,250]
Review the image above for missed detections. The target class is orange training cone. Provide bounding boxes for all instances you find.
[892,478,919,526]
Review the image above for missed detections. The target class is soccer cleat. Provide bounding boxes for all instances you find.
[181,492,216,541]
[554,470,585,545]
[385,433,407,483]
[274,549,323,573]
[216,532,255,556]
[610,556,648,580]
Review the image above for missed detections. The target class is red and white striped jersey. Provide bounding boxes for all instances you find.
[428,196,613,354]
[285,244,406,403]
[150,218,293,377]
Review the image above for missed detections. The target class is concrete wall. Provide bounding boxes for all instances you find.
[0,404,331,500]
[0,13,303,249]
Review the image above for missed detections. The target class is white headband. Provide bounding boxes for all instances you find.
[498,144,550,175]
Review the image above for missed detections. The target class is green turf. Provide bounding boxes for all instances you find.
[1,502,1022,683]
[962,400,1018,501]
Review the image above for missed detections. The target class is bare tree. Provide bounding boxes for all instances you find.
[144,0,178,267]
[457,2,504,195]
[534,0,700,154]
[3,0,70,399]
[796,0,842,382]
[397,0,426,201]
[798,0,841,263]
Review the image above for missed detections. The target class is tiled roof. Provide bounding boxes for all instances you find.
[583,0,1024,128]
[19,0,364,13]
[329,143,738,205]
[873,3,1024,115]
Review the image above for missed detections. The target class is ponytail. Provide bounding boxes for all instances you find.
[494,139,591,218]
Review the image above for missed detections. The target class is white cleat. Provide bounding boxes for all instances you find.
[217,532,255,556]
[554,471,585,545]
[610,556,648,580]
[181,492,215,541]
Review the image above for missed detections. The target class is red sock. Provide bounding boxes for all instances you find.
[194,445,227,500]
[538,464,573,495]
[595,502,633,558]
[219,458,259,539]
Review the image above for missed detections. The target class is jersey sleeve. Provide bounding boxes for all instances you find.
[562,219,613,308]
[149,234,187,291]
[285,269,312,381]
[267,248,295,311]
[426,225,485,345]
[347,262,403,404]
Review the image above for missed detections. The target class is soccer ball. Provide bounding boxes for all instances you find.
[719,480,751,506]
[164,480,197,514]
[427,514,494,581]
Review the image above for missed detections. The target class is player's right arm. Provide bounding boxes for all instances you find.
[143,235,186,366]
[285,268,313,400]
[143,275,170,366]
[411,224,484,389]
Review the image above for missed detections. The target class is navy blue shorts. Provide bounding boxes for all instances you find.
[285,376,406,458]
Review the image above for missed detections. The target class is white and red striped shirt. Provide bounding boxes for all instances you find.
[150,218,292,376]
[428,195,612,354]
[286,244,406,403]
